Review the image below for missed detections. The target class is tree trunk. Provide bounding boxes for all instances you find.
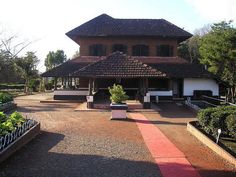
[24,78,29,94]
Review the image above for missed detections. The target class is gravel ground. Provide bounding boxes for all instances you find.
[0,94,161,177]
[143,102,236,177]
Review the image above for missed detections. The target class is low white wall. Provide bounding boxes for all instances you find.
[183,78,219,96]
[54,90,88,96]
[148,90,173,96]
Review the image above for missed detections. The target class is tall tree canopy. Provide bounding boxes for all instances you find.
[0,29,31,83]
[15,52,39,93]
[44,50,67,70]
[199,21,236,102]
[178,35,201,64]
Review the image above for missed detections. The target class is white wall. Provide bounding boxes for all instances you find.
[54,90,88,96]
[183,78,219,96]
[148,90,173,96]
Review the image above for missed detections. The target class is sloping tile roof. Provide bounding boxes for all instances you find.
[72,52,167,78]
[133,56,188,64]
[41,56,104,77]
[150,63,213,78]
[66,14,192,42]
[41,54,213,79]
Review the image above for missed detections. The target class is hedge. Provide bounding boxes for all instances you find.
[0,84,24,90]
[197,106,236,137]
[0,92,13,104]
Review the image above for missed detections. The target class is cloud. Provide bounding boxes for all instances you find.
[185,0,236,23]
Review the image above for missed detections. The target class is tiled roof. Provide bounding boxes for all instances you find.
[41,54,213,79]
[72,52,167,78]
[150,63,213,78]
[133,56,188,64]
[66,14,192,42]
[41,60,89,77]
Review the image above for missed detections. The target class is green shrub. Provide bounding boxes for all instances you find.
[0,121,15,135]
[0,112,7,123]
[9,111,25,127]
[0,83,24,90]
[210,107,236,135]
[109,84,129,104]
[226,114,236,138]
[28,79,40,92]
[197,107,217,133]
[197,106,236,136]
[0,111,26,136]
[44,82,54,90]
[0,92,13,104]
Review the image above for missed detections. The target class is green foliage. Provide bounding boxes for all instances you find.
[197,106,236,136]
[109,84,129,104]
[197,107,217,133]
[15,52,39,93]
[28,79,40,92]
[44,50,67,70]
[9,111,25,127]
[0,112,7,123]
[178,35,201,64]
[0,92,13,104]
[0,83,24,90]
[226,114,236,138]
[44,79,54,90]
[0,111,26,136]
[199,21,236,102]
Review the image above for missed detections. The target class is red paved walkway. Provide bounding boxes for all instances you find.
[130,113,201,177]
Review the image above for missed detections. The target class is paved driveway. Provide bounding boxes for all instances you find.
[143,103,236,177]
[0,95,161,177]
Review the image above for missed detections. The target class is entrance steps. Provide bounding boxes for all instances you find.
[126,100,143,109]
[93,100,143,110]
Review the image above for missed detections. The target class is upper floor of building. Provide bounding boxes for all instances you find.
[66,14,192,57]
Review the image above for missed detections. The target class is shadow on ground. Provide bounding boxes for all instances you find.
[0,131,161,177]
[154,103,196,119]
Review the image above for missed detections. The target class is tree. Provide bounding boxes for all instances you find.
[178,35,201,64]
[0,28,32,83]
[15,52,39,93]
[178,25,212,64]
[72,50,80,59]
[44,50,67,70]
[199,21,236,102]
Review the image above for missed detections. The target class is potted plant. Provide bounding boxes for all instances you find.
[109,84,129,119]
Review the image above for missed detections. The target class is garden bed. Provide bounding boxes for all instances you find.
[187,121,236,167]
[0,119,40,163]
[0,102,17,113]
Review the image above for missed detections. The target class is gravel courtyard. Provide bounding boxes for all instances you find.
[0,93,235,177]
[0,93,161,177]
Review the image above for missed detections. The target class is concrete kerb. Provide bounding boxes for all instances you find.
[0,122,40,163]
[187,121,236,167]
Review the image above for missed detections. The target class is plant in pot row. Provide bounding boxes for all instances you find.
[0,111,25,136]
[0,92,14,111]
[109,84,129,119]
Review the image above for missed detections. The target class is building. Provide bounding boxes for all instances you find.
[41,14,219,108]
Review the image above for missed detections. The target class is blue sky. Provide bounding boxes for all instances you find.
[0,0,235,72]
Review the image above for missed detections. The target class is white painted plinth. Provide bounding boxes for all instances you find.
[111,110,127,119]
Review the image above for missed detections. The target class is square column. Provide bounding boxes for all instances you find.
[87,78,94,108]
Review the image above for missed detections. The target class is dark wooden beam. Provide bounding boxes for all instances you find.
[88,78,93,95]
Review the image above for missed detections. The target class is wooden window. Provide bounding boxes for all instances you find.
[132,45,149,56]
[156,45,173,57]
[112,44,127,54]
[89,44,106,56]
